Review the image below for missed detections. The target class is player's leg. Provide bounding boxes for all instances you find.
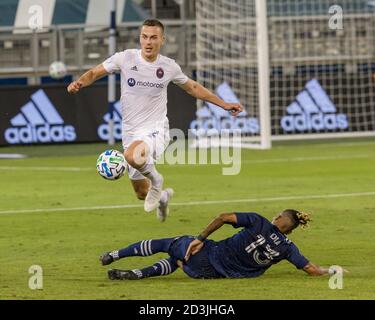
[108,256,178,280]
[182,245,223,279]
[129,173,173,222]
[151,126,174,221]
[130,178,149,200]
[156,187,174,222]
[125,127,173,219]
[100,237,178,265]
[168,236,223,279]
[125,140,164,212]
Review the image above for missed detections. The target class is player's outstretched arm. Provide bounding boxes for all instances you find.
[179,79,243,116]
[303,262,330,276]
[67,64,108,94]
[303,262,348,276]
[184,212,237,261]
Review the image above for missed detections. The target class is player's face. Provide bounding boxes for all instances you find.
[272,214,293,234]
[140,26,164,62]
[271,214,282,224]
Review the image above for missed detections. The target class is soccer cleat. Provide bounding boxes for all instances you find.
[108,269,141,280]
[157,188,174,222]
[144,175,163,212]
[100,251,119,266]
[100,252,114,266]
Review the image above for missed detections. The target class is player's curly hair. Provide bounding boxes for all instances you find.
[282,209,312,230]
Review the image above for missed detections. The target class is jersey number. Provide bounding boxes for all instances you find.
[245,235,280,265]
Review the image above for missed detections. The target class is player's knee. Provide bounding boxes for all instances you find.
[124,150,135,166]
[124,149,145,169]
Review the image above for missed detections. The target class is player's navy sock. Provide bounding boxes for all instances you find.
[116,238,176,259]
[135,257,178,279]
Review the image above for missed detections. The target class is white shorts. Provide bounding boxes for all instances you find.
[122,126,170,181]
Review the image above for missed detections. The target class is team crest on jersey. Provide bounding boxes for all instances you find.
[156,67,164,79]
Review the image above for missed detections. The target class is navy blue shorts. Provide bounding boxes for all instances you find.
[169,236,223,279]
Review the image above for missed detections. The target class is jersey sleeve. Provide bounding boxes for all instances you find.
[286,243,309,269]
[171,61,189,85]
[233,212,261,229]
[102,51,124,74]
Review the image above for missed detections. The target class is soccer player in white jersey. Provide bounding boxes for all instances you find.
[67,19,243,221]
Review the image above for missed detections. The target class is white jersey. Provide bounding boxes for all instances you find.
[102,49,189,135]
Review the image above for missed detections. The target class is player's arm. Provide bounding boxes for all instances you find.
[67,64,108,94]
[184,212,237,261]
[302,262,347,277]
[178,79,243,116]
[302,262,330,276]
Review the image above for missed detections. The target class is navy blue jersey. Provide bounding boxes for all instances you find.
[208,212,309,278]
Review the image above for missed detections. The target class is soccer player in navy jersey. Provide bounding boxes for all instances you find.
[100,209,344,280]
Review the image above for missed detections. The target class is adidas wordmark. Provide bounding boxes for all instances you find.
[4,89,76,144]
[281,79,349,132]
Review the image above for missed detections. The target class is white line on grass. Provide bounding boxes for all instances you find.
[274,141,375,149]
[241,154,370,164]
[0,191,374,215]
[0,154,370,172]
[161,154,371,166]
[0,166,92,172]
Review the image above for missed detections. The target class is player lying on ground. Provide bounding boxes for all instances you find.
[100,209,346,280]
[67,19,242,222]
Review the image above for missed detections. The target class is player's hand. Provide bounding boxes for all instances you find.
[67,80,83,94]
[329,265,349,274]
[223,103,243,117]
[184,239,204,261]
[176,260,184,268]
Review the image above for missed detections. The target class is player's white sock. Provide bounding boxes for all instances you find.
[139,162,164,212]
[159,190,169,206]
[157,188,174,222]
[138,163,162,187]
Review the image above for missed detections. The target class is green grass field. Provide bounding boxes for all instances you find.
[0,138,375,300]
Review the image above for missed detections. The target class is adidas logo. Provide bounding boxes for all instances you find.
[97,101,122,141]
[189,82,260,135]
[130,66,138,71]
[4,89,76,144]
[281,79,349,132]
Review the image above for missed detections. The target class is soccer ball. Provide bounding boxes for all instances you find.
[49,61,67,79]
[96,149,127,180]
